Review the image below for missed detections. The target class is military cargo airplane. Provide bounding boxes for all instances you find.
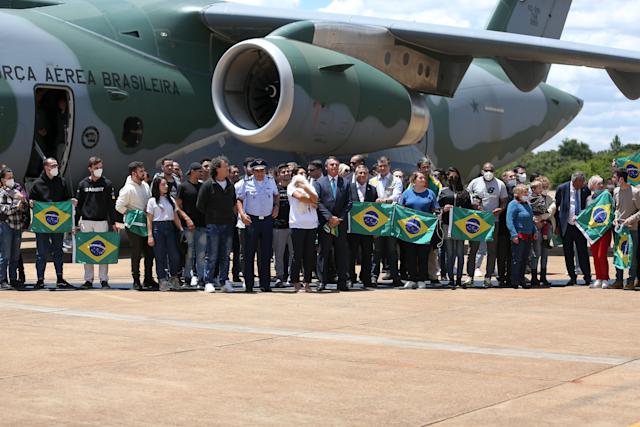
[0,0,639,188]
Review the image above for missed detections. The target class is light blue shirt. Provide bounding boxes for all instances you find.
[236,176,278,217]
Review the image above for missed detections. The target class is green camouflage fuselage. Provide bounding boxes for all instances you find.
[0,0,582,185]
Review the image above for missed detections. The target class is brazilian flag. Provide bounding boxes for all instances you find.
[124,209,148,237]
[616,153,640,186]
[614,226,633,270]
[31,200,73,233]
[428,175,443,195]
[349,202,393,236]
[575,191,614,244]
[448,207,495,241]
[73,232,120,265]
[391,206,438,244]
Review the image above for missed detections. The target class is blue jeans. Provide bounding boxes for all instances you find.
[184,227,207,281]
[205,224,233,284]
[445,237,465,281]
[35,232,64,279]
[511,239,533,287]
[152,221,181,280]
[0,223,21,282]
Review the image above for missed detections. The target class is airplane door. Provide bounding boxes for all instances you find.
[28,86,74,181]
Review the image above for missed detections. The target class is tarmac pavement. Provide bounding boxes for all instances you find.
[1,255,639,426]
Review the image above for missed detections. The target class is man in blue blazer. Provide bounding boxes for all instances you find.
[554,171,592,286]
[314,157,351,292]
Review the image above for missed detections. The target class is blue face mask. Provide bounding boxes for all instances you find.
[593,189,604,196]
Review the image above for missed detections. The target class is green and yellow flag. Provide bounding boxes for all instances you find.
[391,206,438,244]
[31,200,73,233]
[428,175,443,195]
[448,207,495,241]
[616,153,640,186]
[614,226,633,270]
[124,209,148,237]
[575,191,614,244]
[74,232,120,265]
[349,202,394,236]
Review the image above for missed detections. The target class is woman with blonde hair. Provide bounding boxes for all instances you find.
[586,175,611,288]
[506,184,537,288]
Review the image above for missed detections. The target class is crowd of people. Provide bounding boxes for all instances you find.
[0,153,638,292]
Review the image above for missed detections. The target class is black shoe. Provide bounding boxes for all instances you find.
[9,280,23,290]
[522,283,532,289]
[143,279,159,291]
[81,281,93,289]
[260,286,272,292]
[0,282,10,290]
[56,278,75,289]
[100,281,110,289]
[132,279,143,291]
[317,284,326,292]
[392,279,403,287]
[232,276,241,283]
[338,285,349,292]
[565,279,576,287]
[244,288,255,293]
[449,281,456,290]
[34,279,44,289]
[431,279,440,286]
[530,279,540,288]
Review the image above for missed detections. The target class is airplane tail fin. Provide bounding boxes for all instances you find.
[486,0,572,90]
[487,0,572,39]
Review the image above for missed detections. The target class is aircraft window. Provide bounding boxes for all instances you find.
[121,30,141,38]
[384,52,391,65]
[403,53,410,66]
[425,66,431,78]
[418,63,424,76]
[122,117,143,147]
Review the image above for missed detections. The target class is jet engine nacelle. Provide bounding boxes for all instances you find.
[211,38,430,155]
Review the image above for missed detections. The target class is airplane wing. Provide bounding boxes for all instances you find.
[202,2,640,99]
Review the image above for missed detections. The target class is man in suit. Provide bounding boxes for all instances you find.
[314,156,351,292]
[555,171,592,286]
[348,165,378,288]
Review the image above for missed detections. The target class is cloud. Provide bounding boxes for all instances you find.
[227,0,640,151]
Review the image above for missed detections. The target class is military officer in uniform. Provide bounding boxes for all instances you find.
[236,159,280,292]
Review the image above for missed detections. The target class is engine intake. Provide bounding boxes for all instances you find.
[212,38,430,154]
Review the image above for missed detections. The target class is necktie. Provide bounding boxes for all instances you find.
[574,190,580,215]
[331,178,337,198]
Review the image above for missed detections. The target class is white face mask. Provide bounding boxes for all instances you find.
[4,179,14,189]
[521,195,529,202]
[517,173,527,183]
[50,167,59,177]
[507,179,517,187]
[483,171,494,181]
[93,168,103,178]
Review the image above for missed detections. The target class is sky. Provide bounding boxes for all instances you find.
[228,0,640,152]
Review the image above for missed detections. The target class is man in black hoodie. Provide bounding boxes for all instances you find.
[29,158,73,289]
[75,157,116,289]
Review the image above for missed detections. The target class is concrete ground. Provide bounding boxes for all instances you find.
[1,254,640,426]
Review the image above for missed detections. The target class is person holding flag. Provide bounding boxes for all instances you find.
[417,158,443,283]
[116,161,156,291]
[75,157,116,289]
[399,171,439,289]
[577,176,614,289]
[439,167,473,290]
[347,165,378,288]
[465,162,508,288]
[29,158,74,289]
[610,168,640,290]
[506,184,537,289]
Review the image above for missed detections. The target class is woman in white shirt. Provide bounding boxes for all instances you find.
[146,177,184,291]
[287,174,318,292]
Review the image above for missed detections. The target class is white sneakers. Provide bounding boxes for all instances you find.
[221,280,234,293]
[590,280,602,289]
[204,281,233,293]
[190,276,199,288]
[417,281,427,289]
[403,281,417,289]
